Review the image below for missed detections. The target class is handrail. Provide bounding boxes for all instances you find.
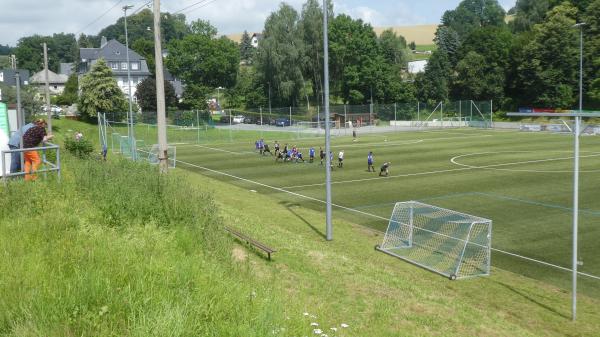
[1,142,61,182]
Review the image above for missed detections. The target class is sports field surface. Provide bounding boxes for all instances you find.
[109,123,600,297]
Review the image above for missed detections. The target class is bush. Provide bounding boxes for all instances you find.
[64,136,94,158]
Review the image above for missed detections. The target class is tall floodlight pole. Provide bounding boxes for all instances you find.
[571,22,586,321]
[216,86,223,110]
[323,0,332,240]
[43,43,52,133]
[123,5,136,160]
[153,0,168,172]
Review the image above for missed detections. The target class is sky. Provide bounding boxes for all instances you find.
[0,0,517,46]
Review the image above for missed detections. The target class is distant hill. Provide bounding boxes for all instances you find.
[226,24,438,46]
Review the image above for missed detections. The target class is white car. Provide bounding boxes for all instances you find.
[232,115,245,124]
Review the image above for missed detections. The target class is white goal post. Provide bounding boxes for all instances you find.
[376,201,492,280]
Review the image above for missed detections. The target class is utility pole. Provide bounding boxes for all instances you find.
[123,5,136,160]
[13,58,24,171]
[43,43,52,133]
[323,0,332,241]
[153,0,168,173]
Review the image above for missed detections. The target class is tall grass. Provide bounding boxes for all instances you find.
[0,155,289,336]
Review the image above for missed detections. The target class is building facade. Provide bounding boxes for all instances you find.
[79,37,151,100]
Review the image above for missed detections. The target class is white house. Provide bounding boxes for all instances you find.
[408,60,428,74]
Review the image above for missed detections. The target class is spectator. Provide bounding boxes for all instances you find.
[7,121,35,174]
[22,119,53,181]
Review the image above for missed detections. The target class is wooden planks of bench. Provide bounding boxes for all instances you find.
[224,226,277,260]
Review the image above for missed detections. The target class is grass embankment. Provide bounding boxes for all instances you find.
[1,119,599,336]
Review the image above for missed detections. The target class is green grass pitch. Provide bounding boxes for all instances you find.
[110,123,600,297]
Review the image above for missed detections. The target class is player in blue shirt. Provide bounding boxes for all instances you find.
[367,151,374,172]
[297,150,305,162]
[309,147,315,163]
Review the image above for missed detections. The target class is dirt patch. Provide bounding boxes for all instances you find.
[232,246,247,262]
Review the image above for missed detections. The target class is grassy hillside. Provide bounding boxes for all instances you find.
[1,119,599,336]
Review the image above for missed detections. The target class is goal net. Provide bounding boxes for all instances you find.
[377,201,492,280]
[143,144,177,168]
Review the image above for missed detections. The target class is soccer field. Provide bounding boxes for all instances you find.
[144,126,600,297]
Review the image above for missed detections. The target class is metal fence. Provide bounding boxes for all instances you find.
[1,142,61,182]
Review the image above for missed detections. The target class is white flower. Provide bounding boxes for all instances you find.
[330,327,338,332]
[313,329,322,334]
[303,312,309,316]
[340,323,349,328]
[310,322,319,326]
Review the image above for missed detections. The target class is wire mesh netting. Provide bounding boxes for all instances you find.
[378,201,492,280]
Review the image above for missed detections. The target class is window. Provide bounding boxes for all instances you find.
[121,62,128,70]
[110,62,118,70]
[131,62,139,70]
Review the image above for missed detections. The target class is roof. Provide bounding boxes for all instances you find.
[59,63,74,76]
[80,39,145,62]
[29,70,68,84]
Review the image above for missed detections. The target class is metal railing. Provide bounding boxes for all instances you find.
[1,142,61,182]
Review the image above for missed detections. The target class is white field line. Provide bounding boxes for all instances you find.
[173,157,600,281]
[282,151,600,189]
[451,151,600,173]
[193,145,250,155]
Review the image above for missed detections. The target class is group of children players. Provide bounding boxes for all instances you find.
[254,139,391,176]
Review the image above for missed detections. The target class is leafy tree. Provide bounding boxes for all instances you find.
[131,38,155,74]
[378,29,408,66]
[441,0,506,41]
[0,44,12,55]
[166,20,239,108]
[97,9,188,47]
[453,51,505,101]
[225,66,267,108]
[408,41,416,50]
[134,77,177,112]
[510,0,552,32]
[0,83,42,121]
[255,3,305,106]
[240,30,254,63]
[582,0,600,106]
[329,14,380,103]
[78,59,128,120]
[14,33,77,73]
[56,74,79,105]
[415,51,452,104]
[513,3,579,108]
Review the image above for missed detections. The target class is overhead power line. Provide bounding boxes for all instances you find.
[173,0,218,15]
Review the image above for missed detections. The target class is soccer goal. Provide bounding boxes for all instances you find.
[376,201,492,280]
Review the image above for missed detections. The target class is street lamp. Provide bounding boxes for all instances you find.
[574,23,586,114]
[123,4,136,160]
[216,86,224,112]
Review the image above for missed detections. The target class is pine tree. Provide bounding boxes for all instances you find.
[78,59,128,120]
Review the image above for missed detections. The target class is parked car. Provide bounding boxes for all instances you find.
[275,118,291,127]
[243,116,255,124]
[219,115,230,124]
[232,115,245,124]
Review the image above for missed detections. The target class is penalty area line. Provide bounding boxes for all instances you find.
[172,156,600,282]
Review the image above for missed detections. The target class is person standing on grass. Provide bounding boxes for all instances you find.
[379,161,391,177]
[274,141,280,156]
[22,119,53,181]
[367,151,374,172]
[319,147,325,165]
[309,147,315,163]
[329,151,334,170]
[353,128,357,142]
[7,121,35,174]
[338,150,344,168]
[263,143,272,156]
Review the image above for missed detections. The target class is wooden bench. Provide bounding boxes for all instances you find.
[225,226,277,260]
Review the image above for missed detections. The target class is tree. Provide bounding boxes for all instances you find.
[134,77,177,112]
[131,38,155,74]
[56,74,79,105]
[255,3,305,106]
[415,51,452,104]
[453,51,505,101]
[329,14,380,103]
[434,26,461,66]
[225,66,267,108]
[378,29,408,66]
[510,0,552,32]
[0,44,12,55]
[78,59,128,120]
[408,41,416,50]
[582,0,600,107]
[166,20,239,108]
[513,3,579,108]
[441,0,506,41]
[0,83,42,121]
[14,33,78,73]
[240,30,254,63]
